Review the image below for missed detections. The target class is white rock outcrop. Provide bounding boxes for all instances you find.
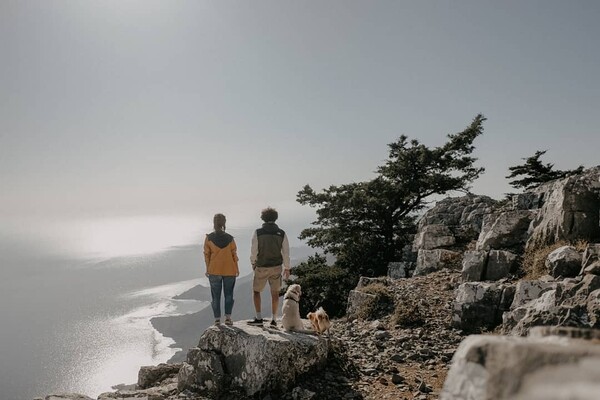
[527,167,600,250]
[178,323,328,397]
[476,210,534,251]
[413,249,461,277]
[441,334,600,400]
[545,245,582,278]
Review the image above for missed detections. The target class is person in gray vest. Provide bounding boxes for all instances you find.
[248,207,290,326]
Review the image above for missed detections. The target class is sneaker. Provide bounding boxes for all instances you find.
[225,317,233,326]
[247,318,264,326]
[269,319,277,327]
[214,319,221,326]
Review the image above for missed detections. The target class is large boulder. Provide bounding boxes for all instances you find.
[40,396,94,400]
[545,245,582,278]
[527,167,600,250]
[137,363,182,389]
[387,261,411,279]
[346,289,377,319]
[452,282,513,331]
[503,275,600,335]
[440,335,600,400]
[178,324,328,397]
[484,250,518,281]
[476,210,534,251]
[413,224,456,250]
[415,195,498,251]
[510,280,556,309]
[587,289,600,328]
[503,289,560,336]
[461,250,488,281]
[413,249,461,276]
[98,384,178,400]
[581,243,600,275]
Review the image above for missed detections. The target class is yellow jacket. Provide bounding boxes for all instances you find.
[204,231,239,276]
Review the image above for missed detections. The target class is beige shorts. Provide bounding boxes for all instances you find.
[253,266,282,293]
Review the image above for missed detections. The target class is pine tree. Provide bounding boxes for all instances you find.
[297,114,486,277]
[506,150,584,190]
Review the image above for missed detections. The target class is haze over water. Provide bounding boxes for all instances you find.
[0,215,249,399]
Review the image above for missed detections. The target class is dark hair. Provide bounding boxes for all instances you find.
[261,207,278,223]
[213,213,226,232]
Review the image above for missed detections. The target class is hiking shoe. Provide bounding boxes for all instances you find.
[224,317,233,326]
[269,319,277,327]
[247,318,264,326]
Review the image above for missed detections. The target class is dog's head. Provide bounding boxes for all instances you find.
[285,284,302,300]
[316,307,330,323]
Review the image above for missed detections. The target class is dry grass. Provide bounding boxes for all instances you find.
[522,240,588,279]
[356,283,395,320]
[390,297,424,328]
[440,251,463,271]
[574,239,589,252]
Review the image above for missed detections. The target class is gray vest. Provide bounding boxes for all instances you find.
[256,223,285,267]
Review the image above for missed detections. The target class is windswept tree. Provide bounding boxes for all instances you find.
[297,114,487,277]
[507,150,584,190]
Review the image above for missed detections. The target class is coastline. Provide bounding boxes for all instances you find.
[150,273,275,362]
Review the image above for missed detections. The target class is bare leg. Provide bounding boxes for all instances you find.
[271,291,279,320]
[253,291,261,318]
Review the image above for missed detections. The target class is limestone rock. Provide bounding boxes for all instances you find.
[484,250,517,281]
[98,383,178,399]
[177,362,198,392]
[581,243,600,275]
[503,289,560,335]
[137,363,181,389]
[417,195,497,235]
[476,210,534,251]
[527,167,600,250]
[452,282,512,331]
[528,325,600,340]
[461,251,488,282]
[510,280,556,309]
[503,275,600,335]
[179,324,328,397]
[387,261,411,279]
[587,289,600,328]
[440,335,600,400]
[545,245,582,278]
[44,395,94,400]
[413,224,456,250]
[413,249,461,277]
[346,290,377,319]
[510,191,546,210]
[414,195,498,252]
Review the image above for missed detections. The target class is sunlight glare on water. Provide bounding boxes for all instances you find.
[71,215,206,258]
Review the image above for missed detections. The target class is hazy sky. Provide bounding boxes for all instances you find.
[2,1,599,221]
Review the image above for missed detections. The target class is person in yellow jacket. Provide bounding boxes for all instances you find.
[204,213,239,326]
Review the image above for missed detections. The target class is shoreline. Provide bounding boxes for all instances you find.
[150,273,275,362]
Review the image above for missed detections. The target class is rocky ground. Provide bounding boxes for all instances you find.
[287,269,465,400]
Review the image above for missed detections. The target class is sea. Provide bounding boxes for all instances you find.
[0,214,260,400]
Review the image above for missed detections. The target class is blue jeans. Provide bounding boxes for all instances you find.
[208,275,236,318]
